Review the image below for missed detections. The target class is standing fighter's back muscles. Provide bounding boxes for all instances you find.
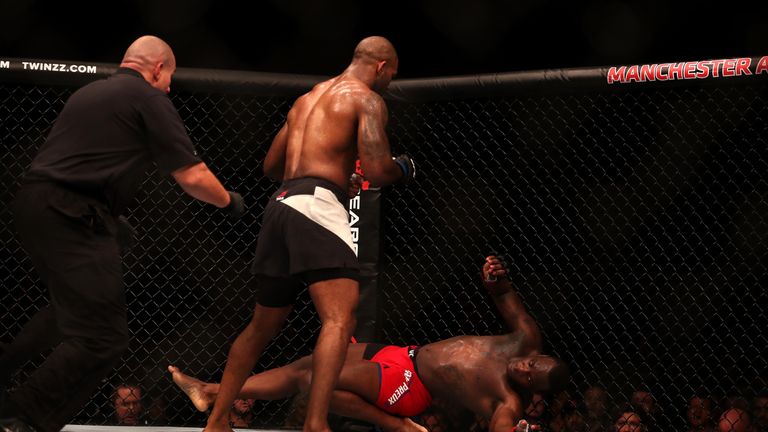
[264,74,404,190]
[204,36,414,432]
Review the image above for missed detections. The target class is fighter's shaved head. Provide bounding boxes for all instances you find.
[345,36,399,92]
[352,36,398,65]
[121,35,175,71]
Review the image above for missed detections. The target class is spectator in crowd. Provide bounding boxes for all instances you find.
[752,393,768,432]
[717,408,751,432]
[583,385,611,432]
[687,394,716,432]
[548,391,573,432]
[525,393,550,431]
[630,390,655,418]
[723,394,751,412]
[561,399,588,432]
[630,390,657,430]
[229,398,255,428]
[113,384,143,426]
[612,404,646,432]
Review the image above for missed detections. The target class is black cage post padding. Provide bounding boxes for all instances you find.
[2,56,768,431]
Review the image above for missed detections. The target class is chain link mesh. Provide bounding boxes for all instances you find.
[2,77,767,431]
[381,84,768,431]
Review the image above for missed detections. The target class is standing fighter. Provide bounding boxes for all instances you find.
[203,36,414,432]
[171,255,569,432]
[0,35,243,432]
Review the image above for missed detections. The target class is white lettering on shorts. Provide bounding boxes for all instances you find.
[386,369,413,406]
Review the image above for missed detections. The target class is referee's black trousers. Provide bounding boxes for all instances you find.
[0,183,129,432]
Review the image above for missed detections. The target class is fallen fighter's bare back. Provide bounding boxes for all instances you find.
[415,333,530,420]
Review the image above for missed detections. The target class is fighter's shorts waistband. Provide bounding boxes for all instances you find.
[276,177,348,207]
[408,346,422,378]
[366,344,425,381]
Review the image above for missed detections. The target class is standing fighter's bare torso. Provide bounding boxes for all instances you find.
[280,76,386,191]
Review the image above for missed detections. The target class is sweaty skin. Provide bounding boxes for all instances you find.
[206,37,404,432]
[172,256,564,432]
[264,77,402,190]
[281,80,367,188]
[263,41,403,190]
[411,256,548,431]
[415,333,529,427]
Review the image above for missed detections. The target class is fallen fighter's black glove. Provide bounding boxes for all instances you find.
[394,154,416,183]
[225,191,245,220]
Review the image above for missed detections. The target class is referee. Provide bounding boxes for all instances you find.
[0,35,244,432]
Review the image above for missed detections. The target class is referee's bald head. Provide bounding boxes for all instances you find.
[121,35,175,71]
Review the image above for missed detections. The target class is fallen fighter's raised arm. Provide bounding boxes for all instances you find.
[482,256,542,353]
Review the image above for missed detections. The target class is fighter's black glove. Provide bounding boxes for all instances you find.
[116,215,137,254]
[393,154,416,183]
[225,191,245,220]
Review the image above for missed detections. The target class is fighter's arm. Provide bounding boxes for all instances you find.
[482,256,543,352]
[263,122,289,181]
[356,92,404,186]
[488,398,524,432]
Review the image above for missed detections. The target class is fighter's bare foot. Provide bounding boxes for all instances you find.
[168,365,213,412]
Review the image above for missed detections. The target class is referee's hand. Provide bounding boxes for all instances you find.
[225,191,245,220]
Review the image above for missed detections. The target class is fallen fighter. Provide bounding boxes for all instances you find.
[170,255,569,432]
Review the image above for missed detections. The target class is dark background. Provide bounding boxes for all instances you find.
[2,0,768,77]
[2,1,768,430]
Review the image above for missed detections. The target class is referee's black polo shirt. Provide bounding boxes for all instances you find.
[25,67,201,215]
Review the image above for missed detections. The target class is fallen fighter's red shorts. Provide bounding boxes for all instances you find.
[365,344,433,417]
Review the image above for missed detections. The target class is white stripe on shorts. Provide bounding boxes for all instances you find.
[280,186,356,255]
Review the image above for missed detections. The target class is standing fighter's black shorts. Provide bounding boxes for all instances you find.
[250,177,359,307]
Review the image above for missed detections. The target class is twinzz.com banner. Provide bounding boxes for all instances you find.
[4,60,99,74]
